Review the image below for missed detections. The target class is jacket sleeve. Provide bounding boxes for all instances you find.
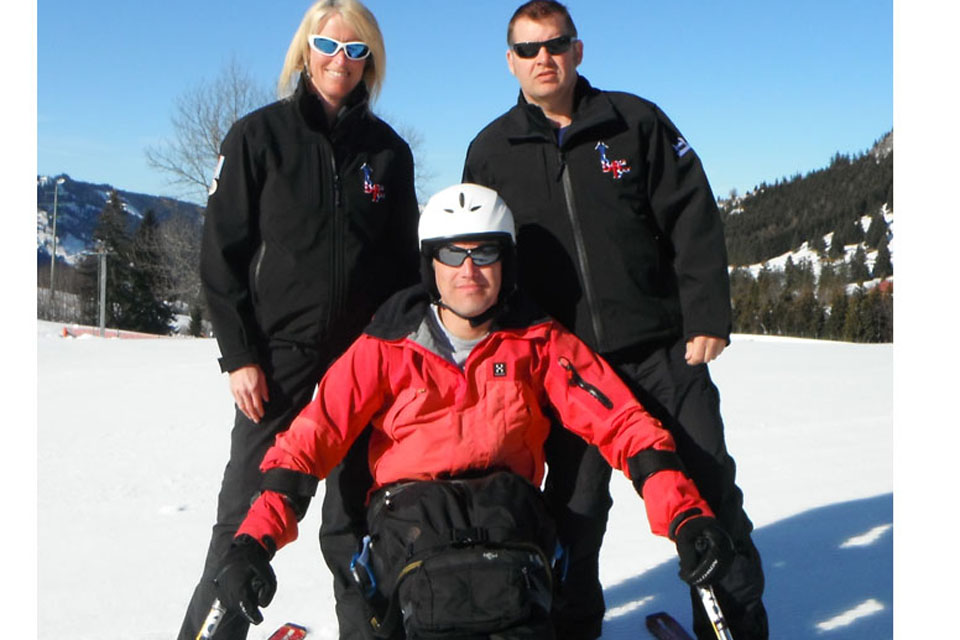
[462,137,490,187]
[645,106,732,342]
[541,325,713,538]
[235,335,388,550]
[385,141,421,292]
[199,122,263,372]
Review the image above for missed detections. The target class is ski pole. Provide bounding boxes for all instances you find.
[696,585,735,640]
[196,598,227,640]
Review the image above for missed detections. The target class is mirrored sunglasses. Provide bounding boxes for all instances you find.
[435,244,502,267]
[511,35,577,59]
[309,35,371,60]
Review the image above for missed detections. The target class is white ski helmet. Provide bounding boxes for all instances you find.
[418,183,516,249]
[418,183,518,308]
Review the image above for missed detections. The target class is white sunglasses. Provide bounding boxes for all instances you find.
[308,35,371,60]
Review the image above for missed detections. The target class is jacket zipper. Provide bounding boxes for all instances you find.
[557,356,613,409]
[558,151,606,348]
[328,146,345,322]
[252,242,267,304]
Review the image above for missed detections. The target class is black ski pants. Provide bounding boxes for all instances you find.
[543,336,769,640]
[177,341,329,640]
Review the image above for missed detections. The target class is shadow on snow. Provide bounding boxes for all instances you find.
[600,493,893,639]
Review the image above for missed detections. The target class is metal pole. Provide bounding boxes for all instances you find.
[98,247,107,337]
[49,177,64,306]
[697,585,735,640]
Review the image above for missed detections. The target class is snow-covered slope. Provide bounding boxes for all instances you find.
[36,323,892,639]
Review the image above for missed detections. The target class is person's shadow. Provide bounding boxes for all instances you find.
[600,493,893,639]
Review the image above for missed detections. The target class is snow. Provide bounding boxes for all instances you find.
[34,322,895,639]
[729,203,894,292]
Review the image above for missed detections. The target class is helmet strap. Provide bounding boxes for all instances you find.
[436,300,501,328]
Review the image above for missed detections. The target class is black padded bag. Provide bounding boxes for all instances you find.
[366,471,556,638]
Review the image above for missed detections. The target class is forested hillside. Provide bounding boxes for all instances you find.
[719,132,893,342]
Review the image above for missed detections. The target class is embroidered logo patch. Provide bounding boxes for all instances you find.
[493,362,507,377]
[594,142,631,180]
[673,136,692,158]
[361,162,386,202]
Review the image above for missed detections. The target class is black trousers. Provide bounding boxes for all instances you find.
[177,342,328,640]
[543,337,768,640]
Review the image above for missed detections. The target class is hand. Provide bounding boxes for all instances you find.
[675,516,734,586]
[229,364,269,423]
[214,535,277,625]
[685,335,726,365]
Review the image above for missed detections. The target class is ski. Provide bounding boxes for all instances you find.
[196,598,308,640]
[646,611,694,640]
[267,622,309,640]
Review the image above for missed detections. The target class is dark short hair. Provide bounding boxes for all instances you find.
[507,0,578,45]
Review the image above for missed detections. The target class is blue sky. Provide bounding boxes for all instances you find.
[37,0,893,205]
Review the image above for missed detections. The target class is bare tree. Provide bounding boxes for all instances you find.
[146,57,272,202]
[156,212,204,309]
[389,120,435,204]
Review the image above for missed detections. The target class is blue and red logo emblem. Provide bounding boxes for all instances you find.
[361,163,386,202]
[594,142,631,180]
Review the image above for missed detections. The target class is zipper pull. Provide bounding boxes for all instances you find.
[557,356,614,409]
[334,172,342,207]
[556,150,566,181]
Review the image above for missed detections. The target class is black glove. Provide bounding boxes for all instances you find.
[214,534,277,625]
[675,516,734,586]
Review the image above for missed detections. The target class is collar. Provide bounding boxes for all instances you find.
[364,285,550,342]
[505,75,620,147]
[295,72,370,133]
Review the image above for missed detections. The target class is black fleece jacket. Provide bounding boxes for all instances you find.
[201,76,420,372]
[463,75,731,356]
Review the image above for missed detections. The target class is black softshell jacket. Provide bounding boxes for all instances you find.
[201,76,420,372]
[463,76,731,355]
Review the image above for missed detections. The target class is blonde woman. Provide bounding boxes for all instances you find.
[178,2,419,638]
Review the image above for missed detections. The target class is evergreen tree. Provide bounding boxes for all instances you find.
[864,213,889,248]
[189,304,204,337]
[729,267,756,334]
[827,229,846,260]
[82,191,135,328]
[810,233,827,256]
[843,287,867,342]
[756,264,784,308]
[824,289,849,340]
[783,256,798,293]
[128,210,174,334]
[93,190,132,257]
[796,258,817,295]
[795,289,825,338]
[872,238,893,279]
[848,245,871,284]
[817,261,840,303]
[80,194,173,334]
[863,287,893,343]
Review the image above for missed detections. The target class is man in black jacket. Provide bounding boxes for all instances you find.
[462,2,768,639]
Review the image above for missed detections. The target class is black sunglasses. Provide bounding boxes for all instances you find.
[511,35,577,59]
[435,244,502,267]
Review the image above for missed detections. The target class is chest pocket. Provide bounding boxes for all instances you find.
[259,142,326,251]
[483,379,533,448]
[340,154,393,245]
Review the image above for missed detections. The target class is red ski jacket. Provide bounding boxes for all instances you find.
[237,287,713,550]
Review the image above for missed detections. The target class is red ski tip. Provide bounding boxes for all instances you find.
[267,623,308,640]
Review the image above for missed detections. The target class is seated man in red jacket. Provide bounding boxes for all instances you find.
[211,183,734,639]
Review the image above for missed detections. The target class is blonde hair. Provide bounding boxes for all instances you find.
[277,0,386,101]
